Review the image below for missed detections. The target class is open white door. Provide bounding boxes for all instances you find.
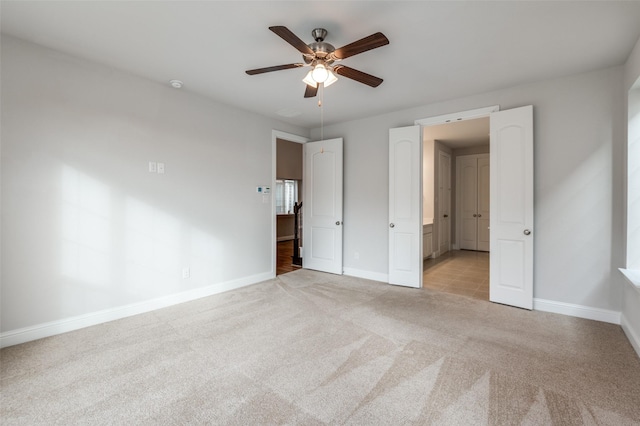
[489,105,534,309]
[389,126,422,288]
[303,138,343,275]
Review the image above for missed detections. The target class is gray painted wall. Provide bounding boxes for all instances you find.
[1,37,307,332]
[311,65,625,312]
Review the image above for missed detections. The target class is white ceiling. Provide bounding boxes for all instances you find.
[2,1,640,129]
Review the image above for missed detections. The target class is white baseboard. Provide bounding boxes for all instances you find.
[533,298,621,324]
[0,272,272,348]
[343,267,388,283]
[621,313,640,358]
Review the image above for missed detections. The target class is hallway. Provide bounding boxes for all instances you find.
[423,250,489,300]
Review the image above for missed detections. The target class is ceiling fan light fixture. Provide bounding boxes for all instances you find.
[303,68,338,88]
[311,63,329,82]
[302,71,318,88]
[323,69,338,88]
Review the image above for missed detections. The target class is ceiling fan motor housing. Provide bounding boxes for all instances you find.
[304,28,335,64]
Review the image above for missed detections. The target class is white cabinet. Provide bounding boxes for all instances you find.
[457,154,490,251]
[423,224,433,259]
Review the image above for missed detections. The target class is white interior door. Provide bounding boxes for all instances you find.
[459,156,478,250]
[389,126,422,288]
[457,154,489,251]
[438,151,451,254]
[303,138,343,275]
[489,106,534,309]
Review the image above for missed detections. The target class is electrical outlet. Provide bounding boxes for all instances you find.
[354,252,360,260]
[182,267,190,279]
[157,162,165,174]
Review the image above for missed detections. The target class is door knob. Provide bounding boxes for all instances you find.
[523,229,531,235]
[443,214,448,218]
[336,221,342,226]
[478,214,482,218]
[390,223,395,228]
[473,214,477,217]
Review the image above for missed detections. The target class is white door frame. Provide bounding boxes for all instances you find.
[415,106,500,127]
[271,130,309,277]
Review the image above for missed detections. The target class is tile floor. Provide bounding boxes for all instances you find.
[423,250,489,300]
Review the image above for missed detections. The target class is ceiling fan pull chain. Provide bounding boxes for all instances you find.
[320,83,324,141]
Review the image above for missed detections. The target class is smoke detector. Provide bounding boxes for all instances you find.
[169,79,183,89]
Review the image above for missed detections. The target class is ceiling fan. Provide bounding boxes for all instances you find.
[245,26,389,98]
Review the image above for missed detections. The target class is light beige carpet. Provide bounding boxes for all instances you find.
[2,269,640,425]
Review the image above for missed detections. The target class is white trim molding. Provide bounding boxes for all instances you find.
[414,105,499,126]
[343,267,389,284]
[621,313,640,358]
[0,272,272,348]
[619,268,640,291]
[533,298,621,324]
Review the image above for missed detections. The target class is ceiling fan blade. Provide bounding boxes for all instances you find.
[331,32,389,60]
[246,63,304,75]
[304,84,318,98]
[269,26,314,55]
[334,65,383,87]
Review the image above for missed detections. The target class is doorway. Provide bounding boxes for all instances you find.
[271,131,345,277]
[272,131,308,276]
[414,105,534,309]
[421,116,491,299]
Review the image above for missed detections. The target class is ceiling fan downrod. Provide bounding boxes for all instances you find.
[312,28,327,42]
